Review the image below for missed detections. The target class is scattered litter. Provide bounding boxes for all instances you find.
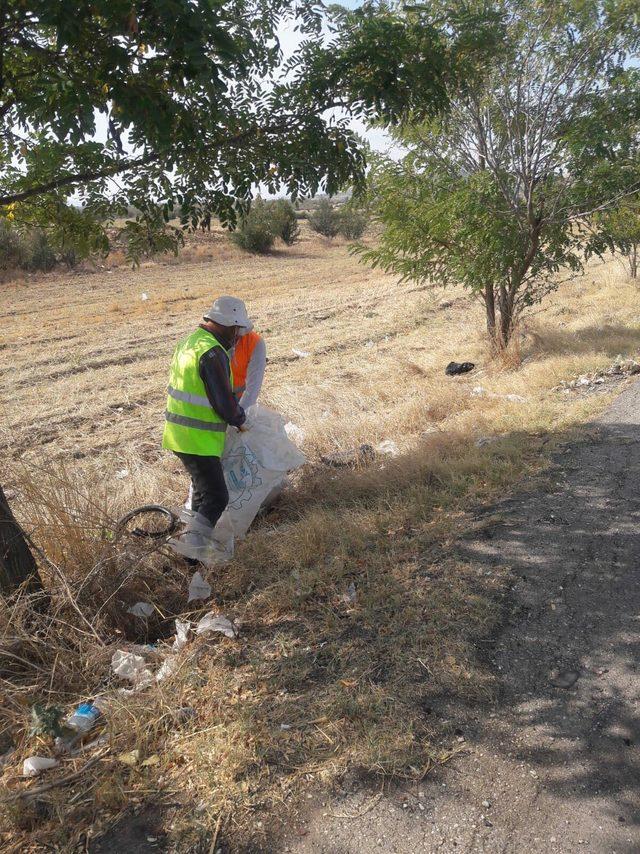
[280,723,292,731]
[127,601,155,618]
[549,668,580,689]
[111,650,154,690]
[284,421,306,444]
[195,612,238,639]
[23,756,59,777]
[553,356,640,393]
[55,701,104,753]
[365,340,375,348]
[172,619,191,652]
[445,361,475,376]
[115,468,130,480]
[156,656,178,682]
[471,386,527,403]
[117,749,140,766]
[66,702,103,734]
[292,348,310,358]
[141,292,149,301]
[375,439,399,457]
[187,571,212,603]
[321,444,375,468]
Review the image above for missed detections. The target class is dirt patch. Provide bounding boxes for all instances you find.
[288,379,640,854]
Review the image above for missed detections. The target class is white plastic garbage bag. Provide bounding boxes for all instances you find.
[213,405,305,546]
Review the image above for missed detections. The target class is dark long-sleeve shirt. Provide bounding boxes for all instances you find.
[197,328,246,428]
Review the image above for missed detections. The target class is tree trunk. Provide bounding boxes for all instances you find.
[630,245,637,280]
[0,484,42,595]
[496,283,514,349]
[484,283,497,341]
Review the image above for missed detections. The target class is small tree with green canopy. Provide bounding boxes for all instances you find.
[271,199,300,246]
[358,1,640,349]
[309,198,340,238]
[338,206,368,240]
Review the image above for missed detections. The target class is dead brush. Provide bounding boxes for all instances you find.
[0,462,189,761]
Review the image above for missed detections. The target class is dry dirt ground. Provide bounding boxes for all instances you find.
[286,380,640,854]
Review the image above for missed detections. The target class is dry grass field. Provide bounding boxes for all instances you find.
[2,225,640,851]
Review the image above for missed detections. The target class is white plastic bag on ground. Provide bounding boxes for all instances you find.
[156,656,178,682]
[172,619,191,651]
[23,756,58,777]
[111,650,154,690]
[195,612,238,638]
[213,405,305,546]
[375,439,399,457]
[187,571,212,603]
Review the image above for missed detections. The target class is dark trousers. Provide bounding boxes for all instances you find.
[174,452,229,528]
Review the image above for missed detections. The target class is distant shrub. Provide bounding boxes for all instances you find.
[23,229,56,271]
[232,198,301,253]
[232,200,277,253]
[338,208,368,240]
[309,198,340,238]
[0,218,26,269]
[294,210,308,220]
[271,199,300,245]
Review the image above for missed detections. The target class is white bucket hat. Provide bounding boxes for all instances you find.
[203,296,253,331]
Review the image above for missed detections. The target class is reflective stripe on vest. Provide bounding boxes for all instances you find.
[165,411,227,432]
[167,385,211,408]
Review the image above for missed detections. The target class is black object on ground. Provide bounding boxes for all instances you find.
[115,505,179,540]
[446,361,475,376]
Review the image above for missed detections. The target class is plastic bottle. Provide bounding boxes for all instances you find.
[66,702,102,734]
[55,698,106,753]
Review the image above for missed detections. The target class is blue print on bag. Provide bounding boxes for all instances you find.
[224,445,263,509]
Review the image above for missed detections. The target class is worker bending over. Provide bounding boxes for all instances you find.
[162,296,251,560]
